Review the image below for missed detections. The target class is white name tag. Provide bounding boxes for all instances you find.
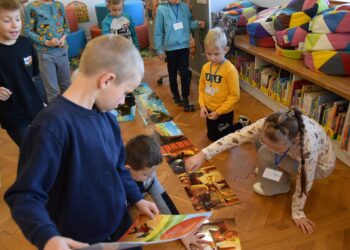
[173,22,184,30]
[262,168,283,182]
[205,85,215,96]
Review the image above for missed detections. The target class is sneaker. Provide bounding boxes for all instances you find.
[173,95,183,106]
[254,167,258,175]
[238,115,251,127]
[252,182,267,196]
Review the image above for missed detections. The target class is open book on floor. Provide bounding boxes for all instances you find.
[82,212,212,250]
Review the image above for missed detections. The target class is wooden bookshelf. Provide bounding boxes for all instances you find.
[234,35,350,167]
[234,35,350,100]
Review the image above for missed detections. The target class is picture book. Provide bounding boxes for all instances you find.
[110,105,136,122]
[164,148,198,174]
[197,218,241,250]
[82,212,212,250]
[160,137,197,155]
[154,121,184,138]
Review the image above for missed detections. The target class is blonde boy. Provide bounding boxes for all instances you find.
[199,27,249,141]
[5,35,158,250]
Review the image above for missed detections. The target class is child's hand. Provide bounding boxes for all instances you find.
[181,232,209,250]
[293,216,315,234]
[0,87,12,101]
[185,151,206,172]
[135,199,159,219]
[59,34,66,47]
[207,111,219,120]
[44,236,89,250]
[45,38,61,47]
[200,106,208,118]
[158,54,166,61]
[197,21,205,29]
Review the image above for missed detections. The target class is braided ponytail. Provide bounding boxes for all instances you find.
[263,107,307,196]
[292,107,307,197]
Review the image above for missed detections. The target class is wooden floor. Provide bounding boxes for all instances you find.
[1,57,350,250]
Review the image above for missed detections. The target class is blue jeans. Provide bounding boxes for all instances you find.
[6,126,29,147]
[38,48,71,103]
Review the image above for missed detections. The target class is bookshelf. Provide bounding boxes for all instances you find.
[233,35,350,167]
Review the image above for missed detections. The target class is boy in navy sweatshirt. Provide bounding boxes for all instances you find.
[5,35,158,250]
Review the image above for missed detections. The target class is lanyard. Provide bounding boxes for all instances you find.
[274,148,289,169]
[171,4,179,21]
[209,60,225,83]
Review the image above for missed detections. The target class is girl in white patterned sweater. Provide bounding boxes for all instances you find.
[185,108,336,234]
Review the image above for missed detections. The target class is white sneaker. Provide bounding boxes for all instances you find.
[252,182,268,196]
[254,167,258,175]
[238,115,251,127]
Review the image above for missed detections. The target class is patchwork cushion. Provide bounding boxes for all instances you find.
[276,44,303,59]
[222,1,257,27]
[275,23,309,47]
[304,51,350,75]
[249,36,275,48]
[247,17,275,37]
[310,10,350,33]
[305,33,350,51]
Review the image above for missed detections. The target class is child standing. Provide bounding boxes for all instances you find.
[186,108,336,234]
[102,0,140,50]
[199,27,249,141]
[5,35,158,250]
[125,134,208,250]
[0,0,44,147]
[154,0,204,111]
[24,0,71,103]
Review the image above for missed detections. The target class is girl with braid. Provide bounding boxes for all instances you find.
[185,107,336,234]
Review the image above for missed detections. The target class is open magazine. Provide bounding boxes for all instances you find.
[82,212,211,250]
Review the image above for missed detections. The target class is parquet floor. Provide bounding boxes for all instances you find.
[1,57,350,250]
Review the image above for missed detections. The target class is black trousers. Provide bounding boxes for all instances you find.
[206,110,243,141]
[165,48,191,99]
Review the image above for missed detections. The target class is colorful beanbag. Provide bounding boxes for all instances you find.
[304,51,350,75]
[247,17,275,37]
[310,10,350,33]
[275,23,309,47]
[305,33,350,51]
[249,36,275,48]
[273,0,329,31]
[276,44,303,59]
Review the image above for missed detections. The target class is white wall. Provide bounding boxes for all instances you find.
[250,0,291,8]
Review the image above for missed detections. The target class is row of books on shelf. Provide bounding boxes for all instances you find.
[229,51,350,153]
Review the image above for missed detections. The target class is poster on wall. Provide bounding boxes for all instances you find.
[67,1,90,23]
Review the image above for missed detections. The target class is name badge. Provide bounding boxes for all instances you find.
[205,85,215,96]
[262,168,283,182]
[173,22,184,30]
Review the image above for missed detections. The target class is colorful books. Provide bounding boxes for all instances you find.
[110,105,136,122]
[197,218,241,250]
[82,212,212,250]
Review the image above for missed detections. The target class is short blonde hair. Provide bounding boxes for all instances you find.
[0,0,21,12]
[79,35,144,84]
[204,27,227,50]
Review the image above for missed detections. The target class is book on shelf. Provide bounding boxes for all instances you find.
[82,212,212,250]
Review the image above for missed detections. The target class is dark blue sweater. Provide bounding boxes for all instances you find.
[5,96,143,249]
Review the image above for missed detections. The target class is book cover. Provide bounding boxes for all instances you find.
[197,218,241,250]
[110,105,136,122]
[161,137,197,155]
[154,121,184,138]
[178,165,240,211]
[82,213,212,250]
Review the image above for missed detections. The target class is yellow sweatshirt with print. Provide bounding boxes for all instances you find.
[198,60,240,115]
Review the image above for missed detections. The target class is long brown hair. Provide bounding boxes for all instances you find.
[263,107,307,196]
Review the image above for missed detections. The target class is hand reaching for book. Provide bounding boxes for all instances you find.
[135,199,159,220]
[185,151,206,172]
[43,236,89,250]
